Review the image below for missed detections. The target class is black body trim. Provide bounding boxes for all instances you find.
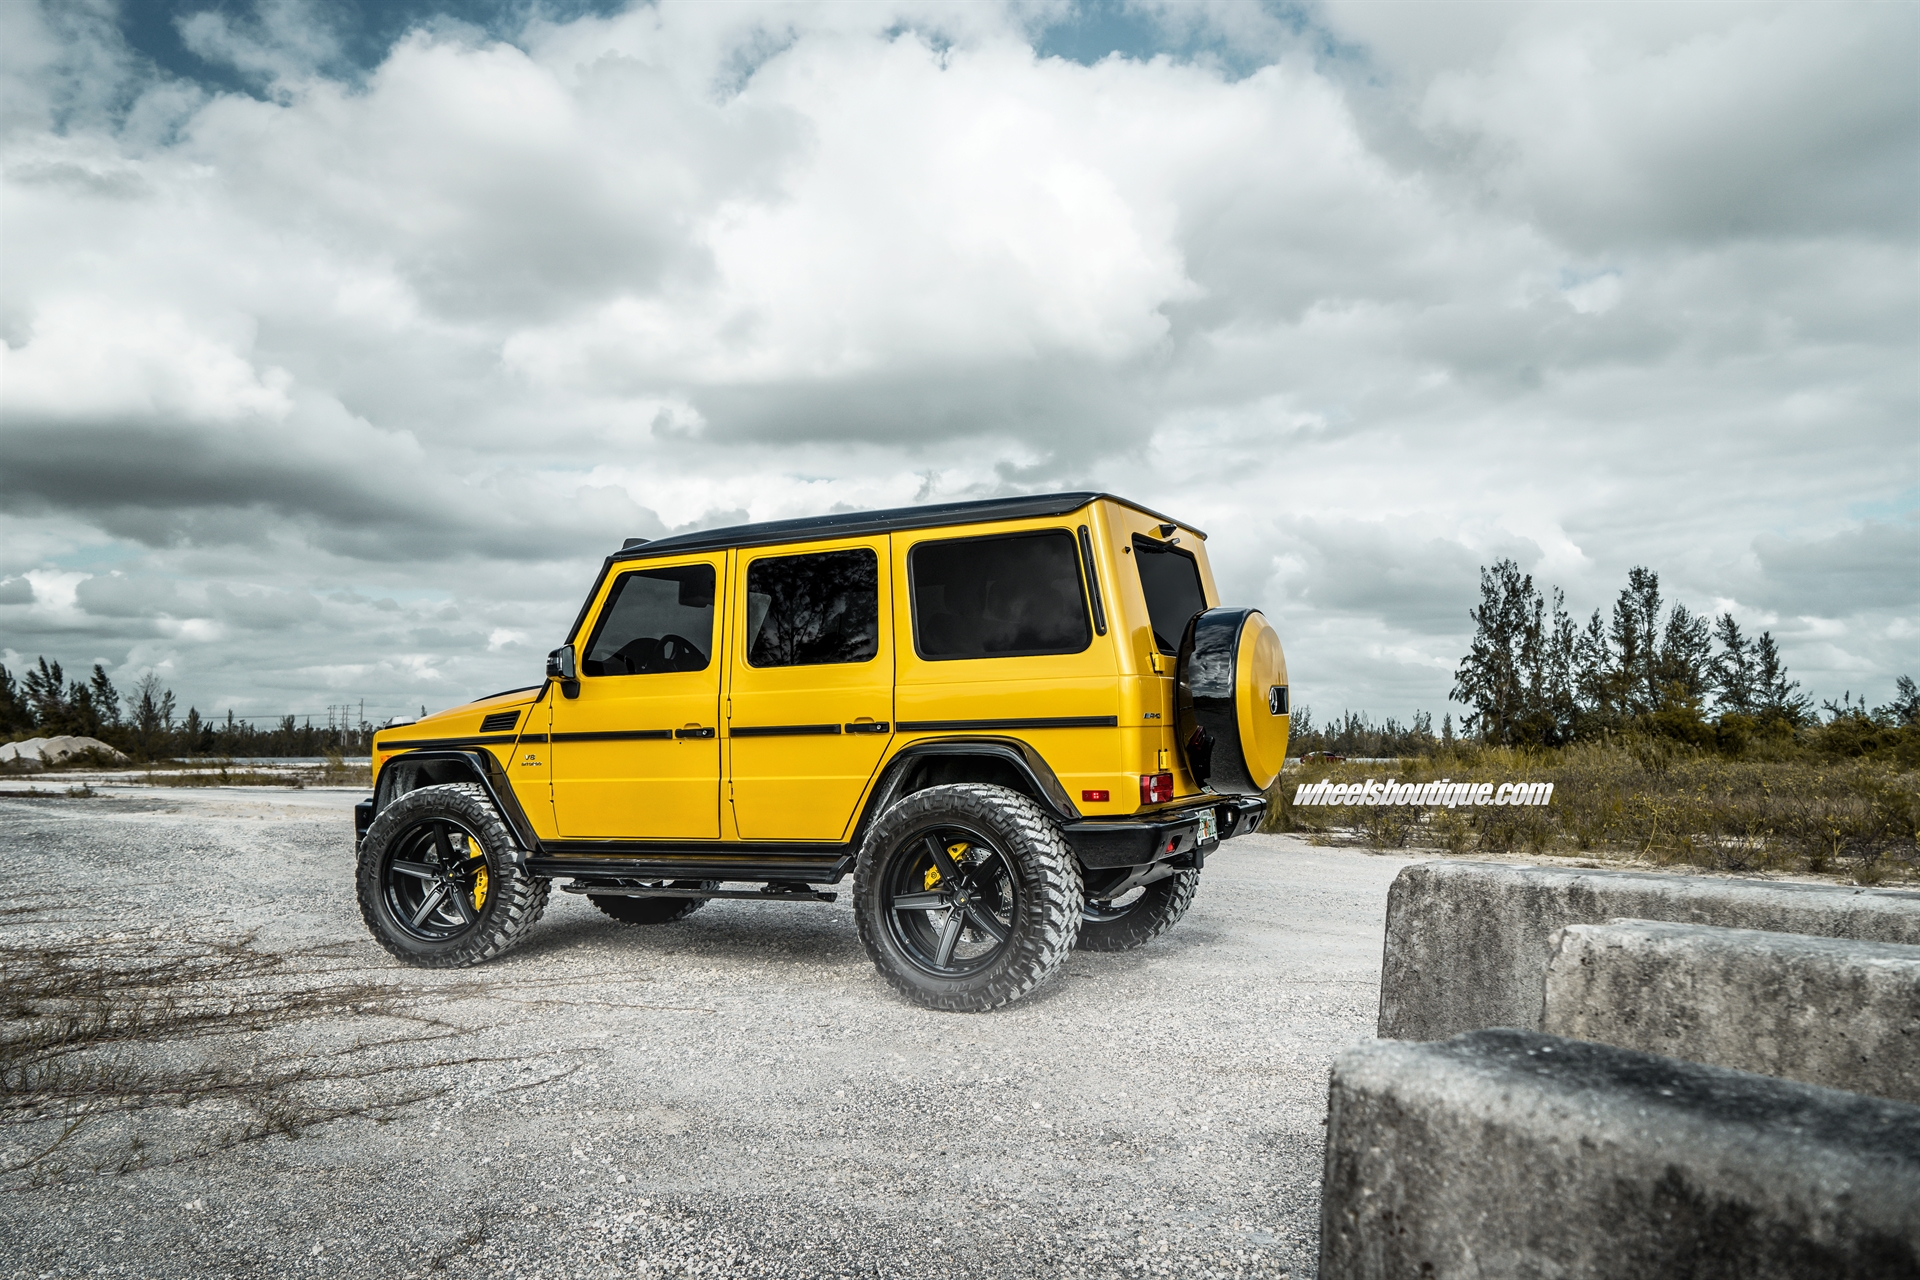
[528,852,853,883]
[370,748,543,858]
[476,685,542,703]
[895,715,1118,732]
[375,733,517,751]
[852,736,1081,834]
[1063,795,1267,869]
[564,557,615,645]
[607,492,1204,564]
[549,729,673,742]
[1078,524,1107,636]
[729,723,842,737]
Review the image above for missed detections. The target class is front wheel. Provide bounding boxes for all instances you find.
[854,784,1083,1012]
[356,782,549,968]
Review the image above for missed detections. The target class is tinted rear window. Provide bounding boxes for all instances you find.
[745,548,880,667]
[911,531,1092,660]
[1132,535,1207,653]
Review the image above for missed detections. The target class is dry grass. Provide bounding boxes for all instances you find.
[0,893,543,1188]
[1266,740,1920,885]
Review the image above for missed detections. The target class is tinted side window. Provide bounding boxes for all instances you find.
[583,565,715,675]
[746,548,879,668]
[1132,535,1207,653]
[911,531,1092,660]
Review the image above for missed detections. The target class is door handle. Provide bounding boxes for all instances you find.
[674,726,715,739]
[843,721,891,734]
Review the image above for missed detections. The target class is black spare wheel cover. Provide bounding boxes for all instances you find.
[1176,606,1289,795]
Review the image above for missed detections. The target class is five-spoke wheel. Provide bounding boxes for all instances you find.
[855,783,1082,1012]
[380,816,492,941]
[883,828,1017,978]
[357,782,549,968]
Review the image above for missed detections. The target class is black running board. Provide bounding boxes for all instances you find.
[526,855,853,884]
[561,882,837,903]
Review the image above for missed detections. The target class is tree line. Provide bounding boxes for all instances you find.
[1448,560,1918,754]
[0,658,373,760]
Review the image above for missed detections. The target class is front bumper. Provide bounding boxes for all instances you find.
[354,797,375,848]
[1062,794,1267,869]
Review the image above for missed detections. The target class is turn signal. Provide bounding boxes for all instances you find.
[1140,772,1174,805]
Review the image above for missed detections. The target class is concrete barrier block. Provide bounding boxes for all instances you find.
[1321,1030,1920,1280]
[1543,919,1920,1104]
[1378,861,1920,1041]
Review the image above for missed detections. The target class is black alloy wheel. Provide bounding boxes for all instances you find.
[356,781,549,968]
[854,783,1083,1012]
[882,826,1018,978]
[380,816,492,941]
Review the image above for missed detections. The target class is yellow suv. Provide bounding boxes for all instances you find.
[355,493,1288,1010]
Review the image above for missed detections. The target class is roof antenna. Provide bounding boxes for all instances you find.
[622,538,650,550]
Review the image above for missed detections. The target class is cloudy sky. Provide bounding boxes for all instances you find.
[1,0,1914,730]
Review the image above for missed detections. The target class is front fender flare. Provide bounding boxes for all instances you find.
[371,748,542,860]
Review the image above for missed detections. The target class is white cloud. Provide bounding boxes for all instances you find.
[0,0,1912,723]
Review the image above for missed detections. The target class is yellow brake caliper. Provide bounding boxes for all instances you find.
[472,865,489,910]
[924,841,970,891]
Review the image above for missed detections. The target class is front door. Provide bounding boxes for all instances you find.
[550,554,725,840]
[726,537,894,841]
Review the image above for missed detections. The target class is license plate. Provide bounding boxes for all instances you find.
[1197,808,1219,845]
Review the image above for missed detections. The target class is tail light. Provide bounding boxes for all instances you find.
[1140,772,1174,805]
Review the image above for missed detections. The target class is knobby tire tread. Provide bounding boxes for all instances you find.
[1075,868,1199,952]
[356,782,549,969]
[855,783,1083,1012]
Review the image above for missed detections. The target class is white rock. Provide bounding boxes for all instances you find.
[0,735,129,766]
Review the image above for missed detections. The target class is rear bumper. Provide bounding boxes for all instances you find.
[1063,794,1267,869]
[354,797,375,848]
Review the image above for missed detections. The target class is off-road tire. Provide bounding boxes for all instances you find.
[589,883,720,925]
[356,782,549,968]
[855,783,1083,1012]
[1076,868,1199,951]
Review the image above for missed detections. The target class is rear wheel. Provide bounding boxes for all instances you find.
[1077,868,1199,951]
[855,784,1083,1012]
[356,782,549,968]
[589,882,720,925]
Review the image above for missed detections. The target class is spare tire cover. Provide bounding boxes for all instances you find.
[1175,607,1289,795]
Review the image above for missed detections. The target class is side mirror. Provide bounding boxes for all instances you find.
[546,645,577,680]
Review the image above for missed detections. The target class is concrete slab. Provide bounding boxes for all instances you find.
[1321,1030,1920,1280]
[1543,918,1920,1103]
[1378,861,1920,1041]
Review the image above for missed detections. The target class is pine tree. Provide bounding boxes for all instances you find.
[1713,613,1756,714]
[1752,632,1811,726]
[1452,559,1537,745]
[1876,676,1919,727]
[1656,603,1714,705]
[0,665,33,737]
[1610,568,1662,715]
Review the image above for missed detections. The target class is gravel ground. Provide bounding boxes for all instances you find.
[0,787,1413,1280]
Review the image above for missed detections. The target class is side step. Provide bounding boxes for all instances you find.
[561,881,838,904]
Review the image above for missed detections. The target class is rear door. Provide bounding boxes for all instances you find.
[725,537,894,841]
[549,554,725,840]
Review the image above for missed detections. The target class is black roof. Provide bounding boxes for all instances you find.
[612,491,1203,562]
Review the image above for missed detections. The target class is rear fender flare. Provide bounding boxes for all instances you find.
[852,737,1078,849]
